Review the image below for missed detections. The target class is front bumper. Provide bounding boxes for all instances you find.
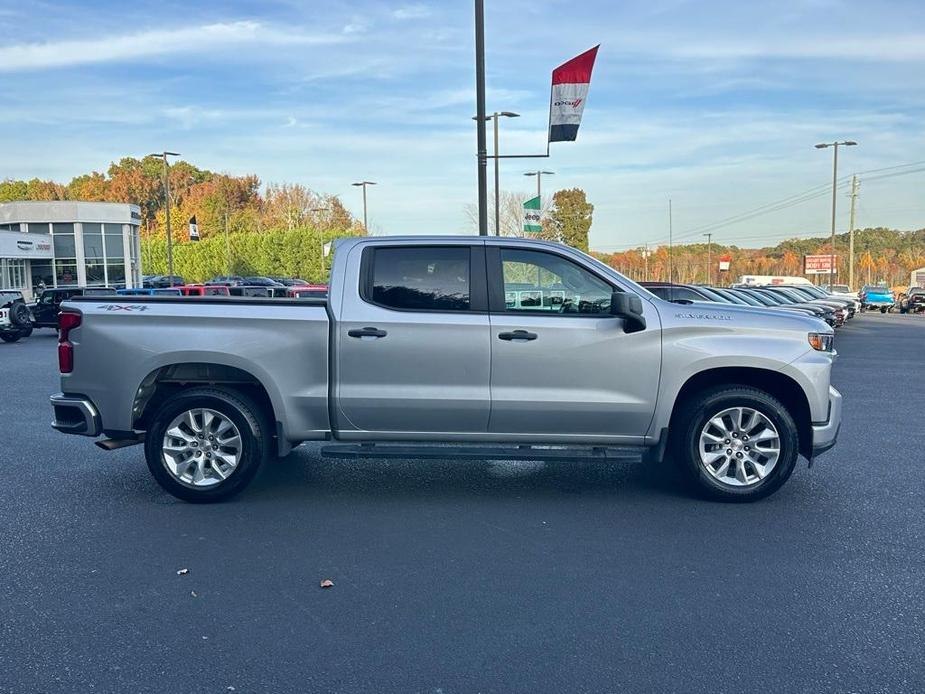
[50,393,101,437]
[811,386,842,457]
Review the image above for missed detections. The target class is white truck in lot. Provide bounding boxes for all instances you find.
[50,236,842,503]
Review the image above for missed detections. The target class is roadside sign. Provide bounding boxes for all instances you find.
[718,254,731,272]
[804,254,837,275]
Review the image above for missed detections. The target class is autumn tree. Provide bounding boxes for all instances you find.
[546,188,594,252]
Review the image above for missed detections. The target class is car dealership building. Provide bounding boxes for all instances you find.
[0,201,142,300]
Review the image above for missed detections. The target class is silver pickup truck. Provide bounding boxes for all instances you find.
[50,236,841,503]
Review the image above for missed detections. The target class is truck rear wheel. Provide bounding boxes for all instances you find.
[673,386,799,502]
[144,386,271,503]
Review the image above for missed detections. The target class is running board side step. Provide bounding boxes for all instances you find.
[320,443,644,463]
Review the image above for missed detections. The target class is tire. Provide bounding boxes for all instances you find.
[144,386,272,503]
[0,332,20,343]
[671,386,799,502]
[9,302,30,327]
[21,324,32,338]
[880,307,887,313]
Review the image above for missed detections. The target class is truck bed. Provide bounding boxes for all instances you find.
[63,294,332,443]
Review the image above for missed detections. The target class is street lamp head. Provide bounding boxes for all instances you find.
[352,181,377,186]
[148,151,180,158]
[843,141,858,146]
[523,172,537,177]
[499,111,520,118]
[541,171,555,175]
[814,143,830,149]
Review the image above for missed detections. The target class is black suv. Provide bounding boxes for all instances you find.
[899,287,925,314]
[32,287,116,328]
[0,291,34,343]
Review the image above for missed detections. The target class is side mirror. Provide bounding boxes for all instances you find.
[610,292,647,333]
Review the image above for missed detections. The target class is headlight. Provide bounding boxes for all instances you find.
[808,332,834,352]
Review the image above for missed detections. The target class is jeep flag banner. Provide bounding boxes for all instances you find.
[188,215,200,241]
[523,196,542,234]
[548,45,600,143]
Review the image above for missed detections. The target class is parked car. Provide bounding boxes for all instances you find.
[180,285,231,297]
[51,236,841,504]
[288,284,329,299]
[228,286,273,297]
[32,287,116,328]
[205,276,244,287]
[719,287,827,320]
[117,287,184,296]
[241,276,285,287]
[746,287,838,327]
[638,282,715,303]
[144,275,186,289]
[0,290,33,343]
[899,287,925,314]
[780,285,856,319]
[860,285,895,313]
[271,277,310,287]
[825,284,861,302]
[759,287,847,326]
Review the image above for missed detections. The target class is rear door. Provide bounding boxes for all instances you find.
[334,242,491,436]
[486,245,661,442]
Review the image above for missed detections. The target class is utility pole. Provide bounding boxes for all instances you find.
[474,0,488,236]
[815,140,857,288]
[848,175,860,290]
[704,232,713,285]
[643,243,649,281]
[668,199,673,288]
[149,151,180,283]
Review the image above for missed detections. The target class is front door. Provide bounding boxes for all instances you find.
[487,246,661,442]
[335,243,491,437]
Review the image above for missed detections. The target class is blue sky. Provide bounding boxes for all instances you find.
[1,0,924,249]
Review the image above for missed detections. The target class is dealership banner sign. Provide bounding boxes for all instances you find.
[0,230,53,259]
[718,255,732,272]
[804,254,837,275]
[548,45,599,143]
[188,215,200,241]
[523,196,542,234]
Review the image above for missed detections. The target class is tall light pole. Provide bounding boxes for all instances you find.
[815,140,857,288]
[149,151,180,283]
[848,175,860,290]
[474,112,520,235]
[704,232,713,285]
[351,181,376,234]
[474,0,488,236]
[523,170,555,205]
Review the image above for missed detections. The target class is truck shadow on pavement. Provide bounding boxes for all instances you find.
[238,445,695,503]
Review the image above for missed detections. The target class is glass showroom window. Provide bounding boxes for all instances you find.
[83,222,106,285]
[52,222,77,286]
[104,223,126,286]
[1,259,27,289]
[31,261,54,291]
[28,223,50,234]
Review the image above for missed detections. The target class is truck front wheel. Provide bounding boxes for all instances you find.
[144,386,271,503]
[673,386,799,502]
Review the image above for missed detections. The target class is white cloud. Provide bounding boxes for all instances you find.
[0,21,348,73]
[393,4,432,20]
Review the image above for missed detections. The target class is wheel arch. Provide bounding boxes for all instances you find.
[131,361,283,452]
[670,366,812,459]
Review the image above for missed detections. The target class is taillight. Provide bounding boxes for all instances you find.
[58,311,81,373]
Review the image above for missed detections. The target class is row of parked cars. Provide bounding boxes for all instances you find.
[639,281,859,328]
[0,279,329,343]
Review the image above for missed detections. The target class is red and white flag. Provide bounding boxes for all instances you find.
[548,45,600,143]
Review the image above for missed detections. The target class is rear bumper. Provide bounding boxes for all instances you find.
[50,393,101,437]
[811,386,842,457]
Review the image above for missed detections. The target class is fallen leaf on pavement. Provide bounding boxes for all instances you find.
[176,568,189,576]
[320,579,334,588]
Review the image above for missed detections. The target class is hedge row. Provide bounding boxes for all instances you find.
[140,228,364,283]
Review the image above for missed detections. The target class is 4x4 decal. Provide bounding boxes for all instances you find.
[97,305,149,312]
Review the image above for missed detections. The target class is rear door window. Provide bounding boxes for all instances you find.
[366,246,472,311]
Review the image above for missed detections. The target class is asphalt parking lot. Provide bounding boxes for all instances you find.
[2,312,924,694]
